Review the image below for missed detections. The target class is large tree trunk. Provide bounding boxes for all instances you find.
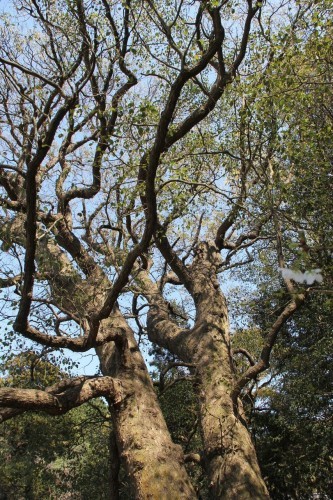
[32,232,196,499]
[191,304,269,499]
[15,218,267,497]
[188,242,269,499]
[97,313,196,499]
[145,241,269,499]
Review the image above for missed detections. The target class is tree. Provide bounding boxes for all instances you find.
[227,5,333,495]
[0,352,113,499]
[0,1,331,498]
[253,294,333,499]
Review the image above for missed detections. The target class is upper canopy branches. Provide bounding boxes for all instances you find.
[0,0,263,350]
[0,0,331,411]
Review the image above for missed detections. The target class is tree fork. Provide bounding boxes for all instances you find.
[189,242,269,498]
[97,316,196,499]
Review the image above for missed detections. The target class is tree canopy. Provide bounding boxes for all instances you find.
[0,0,332,498]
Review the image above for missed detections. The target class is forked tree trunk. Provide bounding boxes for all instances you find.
[5,214,267,497]
[40,230,267,497]
[145,241,270,498]
[187,242,270,499]
[28,232,195,499]
[97,315,196,499]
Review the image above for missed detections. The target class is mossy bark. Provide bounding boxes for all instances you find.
[146,241,269,499]
[97,314,196,499]
[187,243,270,499]
[193,324,269,499]
[187,243,269,500]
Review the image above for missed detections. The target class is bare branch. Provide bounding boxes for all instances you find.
[0,56,65,94]
[0,376,123,422]
[231,293,306,405]
[232,348,255,366]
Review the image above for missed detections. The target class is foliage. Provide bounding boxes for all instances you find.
[226,5,333,496]
[0,406,112,499]
[0,353,111,499]
[0,0,332,497]
[253,295,333,499]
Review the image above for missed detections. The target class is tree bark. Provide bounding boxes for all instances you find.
[191,317,269,499]
[2,219,196,498]
[97,314,196,499]
[2,214,268,497]
[188,242,269,499]
[146,241,269,499]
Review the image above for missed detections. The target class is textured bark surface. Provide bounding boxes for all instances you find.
[190,244,269,498]
[97,315,196,499]
[0,2,292,496]
[0,376,122,416]
[0,216,270,497]
[145,241,269,499]
[187,244,269,499]
[0,220,196,497]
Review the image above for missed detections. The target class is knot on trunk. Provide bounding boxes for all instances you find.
[194,240,223,271]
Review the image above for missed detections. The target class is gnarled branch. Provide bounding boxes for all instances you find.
[0,376,123,423]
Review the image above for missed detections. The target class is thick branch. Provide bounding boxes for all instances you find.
[11,322,125,352]
[14,101,75,334]
[135,268,191,357]
[0,376,123,422]
[232,348,255,366]
[231,294,306,404]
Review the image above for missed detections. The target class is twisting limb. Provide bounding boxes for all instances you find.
[14,100,76,335]
[133,266,192,358]
[91,8,228,334]
[231,293,306,406]
[232,348,255,367]
[231,203,308,404]
[0,376,123,422]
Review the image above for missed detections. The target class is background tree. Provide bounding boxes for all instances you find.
[0,352,112,499]
[254,296,333,499]
[227,2,333,496]
[0,1,331,498]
